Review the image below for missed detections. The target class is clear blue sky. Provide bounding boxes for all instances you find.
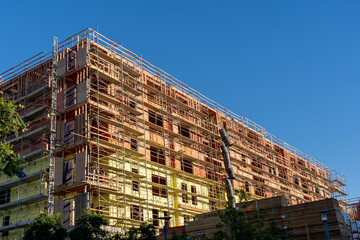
[1,1,359,198]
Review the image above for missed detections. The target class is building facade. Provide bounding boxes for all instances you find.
[0,28,347,239]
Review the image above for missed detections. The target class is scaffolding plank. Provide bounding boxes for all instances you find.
[0,170,44,189]
[6,126,48,144]
[89,48,141,77]
[22,105,48,121]
[95,114,143,136]
[0,219,34,232]
[14,85,50,103]
[88,161,145,179]
[92,139,145,157]
[0,193,46,210]
[90,89,142,116]
[89,67,141,96]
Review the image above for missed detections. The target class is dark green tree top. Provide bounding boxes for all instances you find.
[69,210,109,240]
[207,189,292,240]
[23,213,67,240]
[123,222,157,240]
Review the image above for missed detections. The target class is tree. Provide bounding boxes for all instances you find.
[120,222,157,240]
[23,213,67,240]
[109,233,124,240]
[208,189,292,240]
[69,210,109,240]
[210,209,291,240]
[0,93,27,177]
[170,232,196,240]
[262,218,292,240]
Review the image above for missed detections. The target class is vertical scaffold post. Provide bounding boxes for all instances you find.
[48,36,58,215]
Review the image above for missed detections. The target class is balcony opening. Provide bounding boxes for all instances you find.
[152,174,167,198]
[152,209,159,226]
[182,183,188,203]
[0,189,10,205]
[181,159,193,174]
[180,125,190,138]
[131,205,143,221]
[150,146,165,165]
[131,139,138,151]
[149,110,163,127]
[132,168,139,191]
[191,186,197,205]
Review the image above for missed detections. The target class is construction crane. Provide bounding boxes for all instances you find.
[48,36,58,215]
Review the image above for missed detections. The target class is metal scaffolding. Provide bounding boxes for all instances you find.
[0,28,350,239]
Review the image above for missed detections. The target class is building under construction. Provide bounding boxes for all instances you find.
[0,28,349,239]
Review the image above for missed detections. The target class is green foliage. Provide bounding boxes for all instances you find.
[170,231,196,240]
[0,142,24,177]
[110,222,193,240]
[234,189,252,203]
[0,92,27,177]
[208,209,291,240]
[262,218,292,240]
[120,222,157,240]
[69,210,109,240]
[215,208,256,240]
[109,232,124,240]
[206,189,292,240]
[23,213,67,240]
[207,227,228,240]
